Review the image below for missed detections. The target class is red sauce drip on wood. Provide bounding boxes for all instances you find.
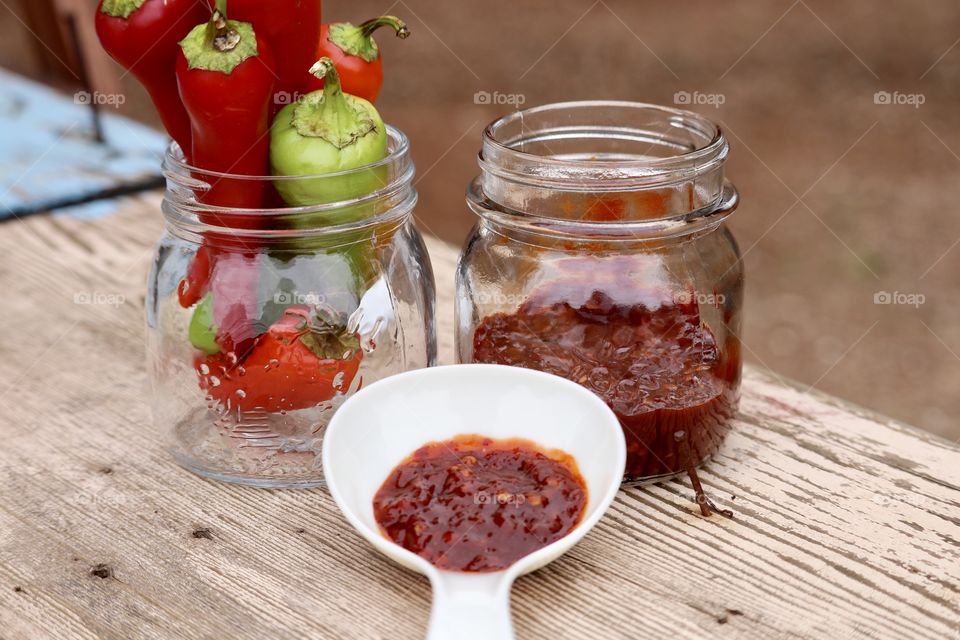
[373,435,587,572]
[472,289,740,480]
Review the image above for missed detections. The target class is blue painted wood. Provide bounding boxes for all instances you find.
[0,69,168,219]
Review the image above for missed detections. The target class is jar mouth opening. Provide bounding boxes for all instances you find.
[474,101,733,229]
[162,125,417,239]
[165,125,410,183]
[480,100,726,187]
[163,125,414,216]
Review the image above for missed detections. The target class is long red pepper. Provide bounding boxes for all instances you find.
[308,16,409,103]
[205,0,321,104]
[95,0,209,156]
[176,9,276,211]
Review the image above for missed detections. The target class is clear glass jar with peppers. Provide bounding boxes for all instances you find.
[456,102,744,486]
[127,1,433,486]
[148,124,435,487]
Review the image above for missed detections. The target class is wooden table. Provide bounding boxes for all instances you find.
[0,194,957,640]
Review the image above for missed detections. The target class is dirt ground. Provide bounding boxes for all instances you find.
[2,0,958,441]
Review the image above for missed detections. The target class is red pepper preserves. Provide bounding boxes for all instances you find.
[374,435,587,572]
[472,281,740,481]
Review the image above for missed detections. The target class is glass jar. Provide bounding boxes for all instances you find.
[456,101,743,484]
[148,126,436,488]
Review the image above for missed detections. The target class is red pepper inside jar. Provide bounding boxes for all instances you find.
[456,101,744,483]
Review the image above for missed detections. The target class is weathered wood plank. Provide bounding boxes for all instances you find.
[0,194,956,640]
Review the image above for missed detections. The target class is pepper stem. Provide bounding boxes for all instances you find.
[99,0,148,19]
[293,57,377,148]
[309,58,341,97]
[215,0,227,16]
[327,16,410,63]
[358,16,410,39]
[205,10,240,53]
[180,14,257,73]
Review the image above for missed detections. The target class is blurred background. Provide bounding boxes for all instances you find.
[1,0,957,440]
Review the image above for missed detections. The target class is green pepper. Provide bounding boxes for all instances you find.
[188,293,220,355]
[270,56,390,291]
[270,57,388,217]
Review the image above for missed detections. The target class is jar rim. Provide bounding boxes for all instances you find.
[163,125,414,216]
[472,100,735,236]
[165,125,410,183]
[162,125,417,239]
[480,100,727,188]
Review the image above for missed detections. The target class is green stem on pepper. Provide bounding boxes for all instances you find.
[100,0,147,19]
[360,16,410,39]
[331,16,409,63]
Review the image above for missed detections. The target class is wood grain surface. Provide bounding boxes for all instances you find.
[0,194,957,640]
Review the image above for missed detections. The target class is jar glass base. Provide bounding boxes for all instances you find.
[168,408,331,488]
[172,453,327,489]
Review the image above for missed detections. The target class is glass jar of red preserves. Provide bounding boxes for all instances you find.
[456,101,743,484]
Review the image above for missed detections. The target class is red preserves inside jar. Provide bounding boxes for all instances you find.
[471,269,740,481]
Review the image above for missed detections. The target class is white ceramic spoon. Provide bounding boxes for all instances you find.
[323,364,626,640]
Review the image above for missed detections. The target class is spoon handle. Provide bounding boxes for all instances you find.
[427,574,514,640]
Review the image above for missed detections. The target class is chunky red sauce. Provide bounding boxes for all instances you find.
[373,435,587,572]
[472,286,740,481]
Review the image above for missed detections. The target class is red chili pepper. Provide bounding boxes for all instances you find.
[205,0,321,103]
[176,9,276,210]
[95,0,209,157]
[196,305,362,412]
[307,16,410,103]
[177,243,213,308]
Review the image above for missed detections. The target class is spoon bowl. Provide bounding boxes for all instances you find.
[323,364,626,640]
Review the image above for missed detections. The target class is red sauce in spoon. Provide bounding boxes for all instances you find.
[373,435,588,572]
